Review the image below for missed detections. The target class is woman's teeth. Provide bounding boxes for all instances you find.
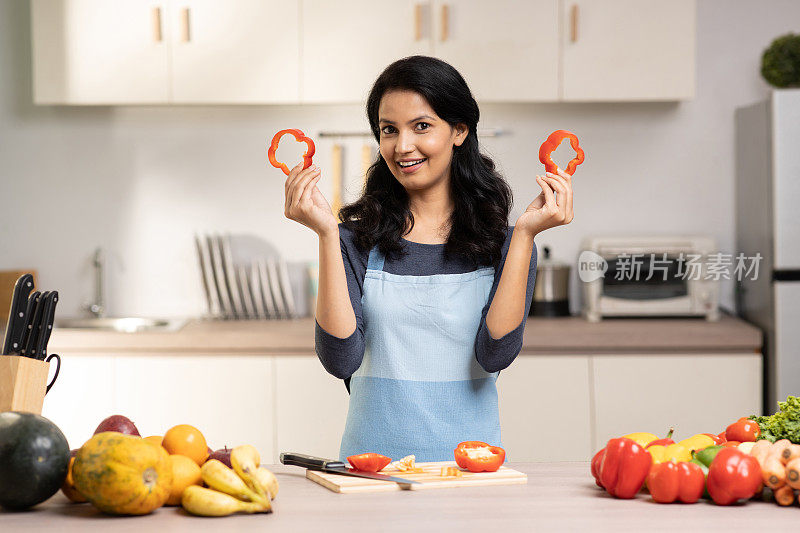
[398,158,426,168]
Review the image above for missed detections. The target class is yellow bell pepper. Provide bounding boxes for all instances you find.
[677,434,715,452]
[622,432,658,448]
[648,443,692,464]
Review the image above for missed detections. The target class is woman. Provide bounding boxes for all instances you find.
[284,56,574,462]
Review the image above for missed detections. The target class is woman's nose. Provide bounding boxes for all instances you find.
[396,130,415,153]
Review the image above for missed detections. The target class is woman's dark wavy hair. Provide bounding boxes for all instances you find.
[338,55,513,267]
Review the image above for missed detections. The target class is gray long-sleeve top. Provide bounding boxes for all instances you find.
[315,224,538,389]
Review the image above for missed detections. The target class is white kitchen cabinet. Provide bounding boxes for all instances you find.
[42,352,275,458]
[31,0,170,104]
[273,355,349,463]
[591,353,761,450]
[31,0,300,104]
[300,0,431,103]
[113,354,275,458]
[169,0,300,103]
[431,0,559,102]
[560,0,695,101]
[498,355,592,461]
[40,353,116,450]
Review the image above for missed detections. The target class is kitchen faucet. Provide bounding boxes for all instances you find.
[86,247,105,318]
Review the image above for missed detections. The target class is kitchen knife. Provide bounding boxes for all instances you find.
[279,452,419,487]
[21,291,47,358]
[2,273,35,355]
[33,291,58,360]
[17,290,41,356]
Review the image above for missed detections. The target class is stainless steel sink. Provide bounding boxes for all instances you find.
[56,317,188,333]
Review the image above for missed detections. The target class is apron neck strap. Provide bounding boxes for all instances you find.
[367,246,386,271]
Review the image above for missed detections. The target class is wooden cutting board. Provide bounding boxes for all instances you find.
[306,461,527,493]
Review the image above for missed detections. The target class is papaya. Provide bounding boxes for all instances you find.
[73,432,172,515]
[61,454,88,503]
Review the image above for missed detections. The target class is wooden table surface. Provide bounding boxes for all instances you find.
[1,462,793,532]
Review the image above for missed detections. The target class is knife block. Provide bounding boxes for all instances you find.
[0,355,50,414]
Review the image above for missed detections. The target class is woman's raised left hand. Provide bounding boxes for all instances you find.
[515,169,574,237]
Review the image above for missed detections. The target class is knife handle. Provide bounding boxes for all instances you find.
[2,274,35,355]
[279,452,345,470]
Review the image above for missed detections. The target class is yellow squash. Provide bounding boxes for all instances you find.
[73,432,173,515]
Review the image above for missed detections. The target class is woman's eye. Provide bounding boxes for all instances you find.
[381,126,395,135]
[416,122,430,131]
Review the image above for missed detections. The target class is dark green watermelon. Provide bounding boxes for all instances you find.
[0,411,70,510]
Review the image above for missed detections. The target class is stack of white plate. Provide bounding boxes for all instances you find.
[194,233,310,319]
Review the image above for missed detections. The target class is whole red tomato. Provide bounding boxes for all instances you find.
[725,418,760,443]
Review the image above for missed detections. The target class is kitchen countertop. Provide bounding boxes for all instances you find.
[1,462,789,532]
[46,314,762,355]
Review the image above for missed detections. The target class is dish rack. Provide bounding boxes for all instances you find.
[194,233,313,320]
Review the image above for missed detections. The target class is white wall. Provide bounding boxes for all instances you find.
[1,0,798,318]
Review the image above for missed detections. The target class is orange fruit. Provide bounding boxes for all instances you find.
[143,435,164,447]
[162,424,208,465]
[165,454,202,506]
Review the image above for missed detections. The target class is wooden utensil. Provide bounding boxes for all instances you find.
[331,143,343,217]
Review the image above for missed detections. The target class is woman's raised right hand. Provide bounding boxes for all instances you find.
[284,162,338,237]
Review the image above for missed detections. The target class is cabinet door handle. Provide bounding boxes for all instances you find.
[440,4,449,42]
[414,4,422,41]
[180,7,191,42]
[570,4,579,43]
[152,6,163,43]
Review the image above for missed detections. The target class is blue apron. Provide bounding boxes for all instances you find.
[339,245,501,462]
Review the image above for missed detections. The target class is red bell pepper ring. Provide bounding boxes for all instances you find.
[538,129,585,176]
[453,441,505,473]
[647,461,705,504]
[706,447,762,505]
[268,128,315,176]
[346,453,392,472]
[598,437,652,499]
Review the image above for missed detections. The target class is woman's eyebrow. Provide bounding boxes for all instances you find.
[378,115,435,124]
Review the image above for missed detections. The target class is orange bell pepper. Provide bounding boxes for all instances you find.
[268,128,315,176]
[453,441,505,473]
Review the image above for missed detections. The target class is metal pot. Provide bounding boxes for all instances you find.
[530,246,571,317]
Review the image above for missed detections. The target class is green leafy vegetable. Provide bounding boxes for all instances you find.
[751,396,800,443]
[761,33,800,88]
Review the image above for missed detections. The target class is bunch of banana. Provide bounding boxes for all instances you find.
[181,445,279,517]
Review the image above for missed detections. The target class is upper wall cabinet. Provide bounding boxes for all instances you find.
[301,0,430,104]
[31,0,695,105]
[31,0,300,104]
[170,0,299,103]
[560,0,695,101]
[430,0,559,102]
[32,0,171,104]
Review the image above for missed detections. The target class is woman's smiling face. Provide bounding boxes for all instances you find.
[378,90,468,192]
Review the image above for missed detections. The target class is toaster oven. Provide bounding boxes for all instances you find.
[580,236,720,322]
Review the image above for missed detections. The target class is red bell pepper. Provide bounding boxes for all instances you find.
[647,461,705,504]
[591,448,605,488]
[725,418,760,443]
[453,441,505,473]
[703,432,726,445]
[347,453,392,472]
[598,438,652,499]
[645,428,675,449]
[538,130,585,176]
[706,447,762,505]
[268,128,315,176]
